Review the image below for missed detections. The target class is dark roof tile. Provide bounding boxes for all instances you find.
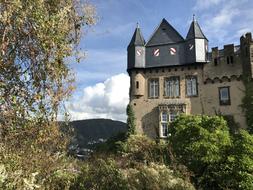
[186,20,207,40]
[128,26,145,48]
[146,18,184,46]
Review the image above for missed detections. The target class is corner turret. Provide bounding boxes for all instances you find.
[185,15,208,63]
[127,23,146,70]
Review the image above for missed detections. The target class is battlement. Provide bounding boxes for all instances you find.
[240,32,253,79]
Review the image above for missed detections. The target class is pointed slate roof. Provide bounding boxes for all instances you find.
[145,18,184,46]
[128,24,145,48]
[186,19,207,40]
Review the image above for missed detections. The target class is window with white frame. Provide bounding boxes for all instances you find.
[161,112,168,137]
[219,87,230,105]
[149,79,159,98]
[186,76,198,96]
[160,111,178,138]
[164,77,180,97]
[169,112,177,122]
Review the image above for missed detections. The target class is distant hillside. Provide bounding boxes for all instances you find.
[70,119,127,149]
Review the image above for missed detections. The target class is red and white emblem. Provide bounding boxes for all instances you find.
[189,44,194,50]
[153,48,160,56]
[170,47,176,55]
[136,49,142,56]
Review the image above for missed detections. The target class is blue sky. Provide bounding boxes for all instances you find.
[65,0,253,121]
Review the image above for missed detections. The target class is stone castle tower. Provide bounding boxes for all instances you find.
[127,17,253,139]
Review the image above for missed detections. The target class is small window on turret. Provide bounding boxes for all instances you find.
[226,56,230,64]
[214,58,218,66]
[136,81,139,89]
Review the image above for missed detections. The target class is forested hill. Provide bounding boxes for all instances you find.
[70,119,127,148]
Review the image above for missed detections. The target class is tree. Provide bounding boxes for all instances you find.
[169,115,232,189]
[0,1,97,188]
[126,104,136,135]
[0,0,97,127]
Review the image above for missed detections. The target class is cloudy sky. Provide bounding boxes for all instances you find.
[64,0,253,122]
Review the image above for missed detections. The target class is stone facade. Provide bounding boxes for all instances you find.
[127,18,253,139]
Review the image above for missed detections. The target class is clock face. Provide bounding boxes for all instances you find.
[136,49,142,56]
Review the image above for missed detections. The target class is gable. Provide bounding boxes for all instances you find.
[146,19,184,47]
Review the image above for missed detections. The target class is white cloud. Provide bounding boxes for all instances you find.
[194,0,224,10]
[193,0,252,46]
[65,73,130,122]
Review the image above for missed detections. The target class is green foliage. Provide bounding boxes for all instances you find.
[228,130,253,189]
[119,135,171,165]
[0,0,97,125]
[0,1,96,189]
[169,114,253,190]
[169,115,231,173]
[95,132,128,154]
[71,159,128,190]
[70,158,194,190]
[242,80,253,133]
[126,104,136,135]
[125,163,195,190]
[169,115,232,189]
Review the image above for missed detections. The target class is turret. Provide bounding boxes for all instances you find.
[240,32,253,79]
[185,15,208,63]
[127,23,145,70]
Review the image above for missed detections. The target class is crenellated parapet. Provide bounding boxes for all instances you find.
[240,32,253,79]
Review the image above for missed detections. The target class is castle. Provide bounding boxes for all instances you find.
[127,17,253,138]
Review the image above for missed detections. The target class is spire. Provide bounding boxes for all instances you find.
[186,16,208,41]
[128,24,145,48]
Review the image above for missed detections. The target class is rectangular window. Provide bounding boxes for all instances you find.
[160,112,168,137]
[169,112,177,122]
[160,111,178,138]
[186,76,198,97]
[164,77,180,97]
[162,123,168,137]
[161,112,168,122]
[149,79,159,98]
[219,87,231,105]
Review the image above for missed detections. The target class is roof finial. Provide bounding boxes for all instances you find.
[193,14,196,22]
[137,22,139,28]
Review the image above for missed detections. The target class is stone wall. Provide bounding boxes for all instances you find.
[129,33,253,138]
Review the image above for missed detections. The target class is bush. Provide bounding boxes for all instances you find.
[125,163,195,190]
[169,115,232,189]
[228,130,253,190]
[119,135,170,165]
[71,159,128,190]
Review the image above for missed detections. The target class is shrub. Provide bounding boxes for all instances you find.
[125,163,195,190]
[71,159,128,190]
[119,135,170,165]
[169,115,232,189]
